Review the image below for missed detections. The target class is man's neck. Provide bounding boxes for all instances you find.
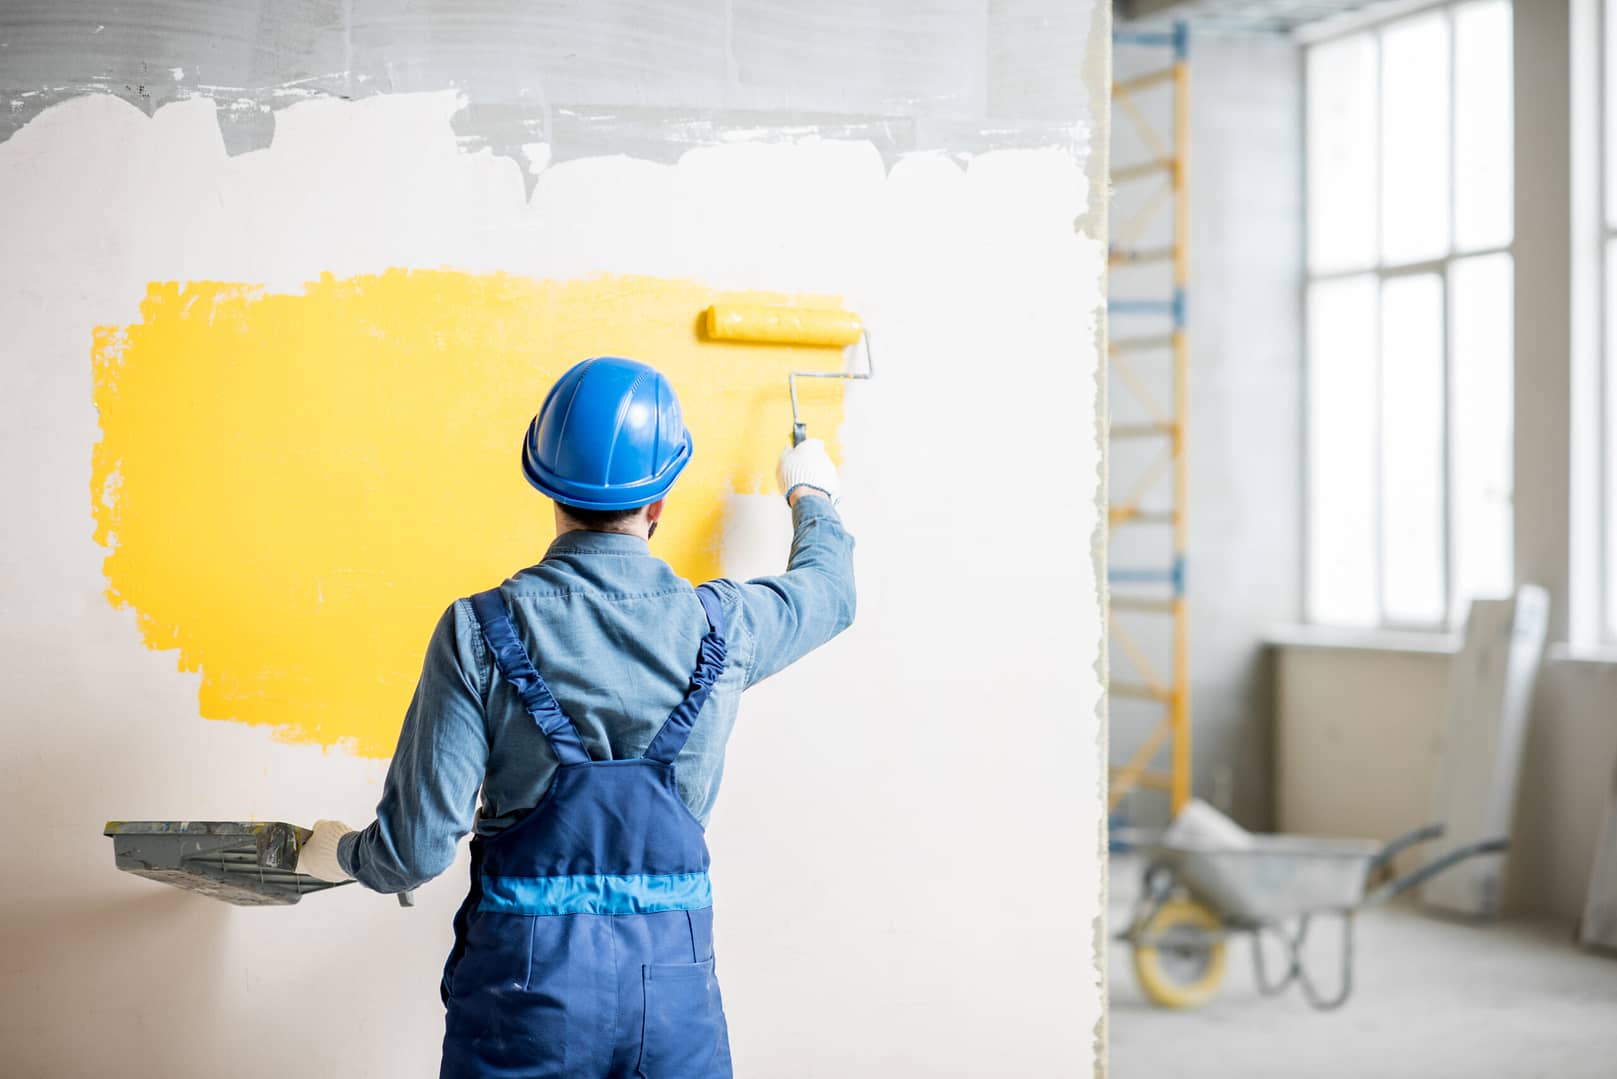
[555,524,648,539]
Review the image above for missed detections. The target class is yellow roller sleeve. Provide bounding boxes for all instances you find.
[703,304,863,348]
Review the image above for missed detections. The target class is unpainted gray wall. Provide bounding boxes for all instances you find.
[0,0,1095,184]
[1184,30,1302,828]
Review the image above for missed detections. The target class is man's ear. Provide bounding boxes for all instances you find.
[645,499,666,526]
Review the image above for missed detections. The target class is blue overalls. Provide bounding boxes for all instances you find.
[440,583,733,1079]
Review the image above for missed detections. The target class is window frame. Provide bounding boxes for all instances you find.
[1302,0,1515,631]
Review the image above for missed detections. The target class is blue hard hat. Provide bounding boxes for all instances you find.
[521,357,693,510]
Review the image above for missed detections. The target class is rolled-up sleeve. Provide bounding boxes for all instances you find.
[732,493,857,686]
[338,601,489,893]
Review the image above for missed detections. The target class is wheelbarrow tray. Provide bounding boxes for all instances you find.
[1140,835,1383,923]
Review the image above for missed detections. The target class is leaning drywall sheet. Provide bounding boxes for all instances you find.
[0,92,1104,1077]
[1422,587,1550,918]
[1581,772,1617,953]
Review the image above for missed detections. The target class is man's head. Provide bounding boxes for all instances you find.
[520,357,690,539]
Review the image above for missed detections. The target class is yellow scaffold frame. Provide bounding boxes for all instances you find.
[1108,22,1191,816]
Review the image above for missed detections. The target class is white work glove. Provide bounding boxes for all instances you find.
[778,438,840,505]
[297,819,356,882]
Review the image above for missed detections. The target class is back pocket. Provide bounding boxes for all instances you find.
[636,959,731,1079]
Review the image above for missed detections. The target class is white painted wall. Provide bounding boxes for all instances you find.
[0,92,1105,1076]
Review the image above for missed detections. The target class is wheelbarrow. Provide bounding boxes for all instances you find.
[1119,822,1509,1010]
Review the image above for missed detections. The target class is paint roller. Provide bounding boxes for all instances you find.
[702,303,874,446]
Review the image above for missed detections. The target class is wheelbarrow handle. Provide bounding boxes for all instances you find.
[1369,822,1446,871]
[1365,836,1510,906]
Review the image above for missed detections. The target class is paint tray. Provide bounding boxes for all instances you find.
[103,820,350,906]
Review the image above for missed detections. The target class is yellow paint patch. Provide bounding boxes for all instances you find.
[91,271,848,757]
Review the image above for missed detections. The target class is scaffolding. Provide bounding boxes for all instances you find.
[1108,23,1191,818]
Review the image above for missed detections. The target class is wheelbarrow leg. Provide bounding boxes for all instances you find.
[1251,915,1308,997]
[1294,912,1355,1011]
[1250,913,1355,1009]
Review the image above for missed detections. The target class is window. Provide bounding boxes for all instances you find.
[1305,0,1514,628]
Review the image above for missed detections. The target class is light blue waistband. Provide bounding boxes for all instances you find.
[479,871,713,917]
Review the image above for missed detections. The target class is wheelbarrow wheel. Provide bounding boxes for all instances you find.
[1132,898,1227,1009]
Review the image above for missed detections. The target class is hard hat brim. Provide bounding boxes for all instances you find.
[521,423,693,511]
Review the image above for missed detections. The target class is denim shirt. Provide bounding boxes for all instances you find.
[338,494,855,894]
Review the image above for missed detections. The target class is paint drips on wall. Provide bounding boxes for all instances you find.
[90,270,847,756]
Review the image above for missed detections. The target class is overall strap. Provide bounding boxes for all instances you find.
[642,583,729,764]
[470,589,594,766]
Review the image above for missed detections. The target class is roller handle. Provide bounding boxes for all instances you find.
[792,422,807,446]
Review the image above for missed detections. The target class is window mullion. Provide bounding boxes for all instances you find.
[1445,2,1459,626]
[1604,222,1614,638]
[1604,0,1614,640]
[1374,21,1388,625]
[1591,1,1612,641]
[1442,268,1456,628]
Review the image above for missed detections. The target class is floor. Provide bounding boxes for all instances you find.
[1106,856,1617,1078]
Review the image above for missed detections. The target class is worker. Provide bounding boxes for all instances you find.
[297,355,855,1078]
